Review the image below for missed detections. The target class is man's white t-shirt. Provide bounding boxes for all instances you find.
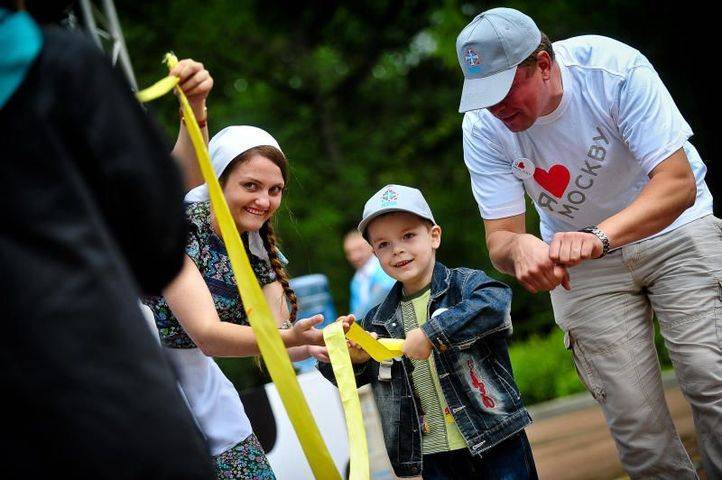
[463,35,713,243]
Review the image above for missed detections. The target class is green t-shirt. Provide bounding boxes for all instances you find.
[401,285,467,454]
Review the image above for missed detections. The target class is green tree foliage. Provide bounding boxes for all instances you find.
[121,0,546,330]
[121,0,716,336]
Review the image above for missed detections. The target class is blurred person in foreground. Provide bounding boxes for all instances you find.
[344,229,395,319]
[456,7,720,479]
[0,1,216,476]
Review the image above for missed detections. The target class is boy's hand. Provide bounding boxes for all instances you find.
[337,314,356,333]
[403,328,432,360]
[311,315,363,363]
[347,332,376,364]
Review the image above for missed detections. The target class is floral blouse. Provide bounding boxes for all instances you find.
[143,201,277,349]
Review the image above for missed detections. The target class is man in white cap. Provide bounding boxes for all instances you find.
[456,7,720,479]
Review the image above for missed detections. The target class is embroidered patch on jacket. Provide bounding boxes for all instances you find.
[468,359,495,408]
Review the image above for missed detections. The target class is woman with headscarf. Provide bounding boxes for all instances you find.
[143,125,336,479]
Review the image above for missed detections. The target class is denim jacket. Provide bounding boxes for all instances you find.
[319,262,531,477]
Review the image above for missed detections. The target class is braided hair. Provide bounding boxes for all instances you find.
[219,144,298,323]
[260,221,298,323]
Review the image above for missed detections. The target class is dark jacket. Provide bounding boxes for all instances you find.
[0,28,213,477]
[320,262,531,477]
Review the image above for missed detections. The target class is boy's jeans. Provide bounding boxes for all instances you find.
[551,214,722,480]
[422,431,538,479]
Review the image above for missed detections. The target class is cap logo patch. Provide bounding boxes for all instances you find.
[464,48,481,74]
[380,188,398,207]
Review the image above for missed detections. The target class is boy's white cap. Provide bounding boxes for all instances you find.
[457,7,541,112]
[358,184,436,237]
[185,125,282,202]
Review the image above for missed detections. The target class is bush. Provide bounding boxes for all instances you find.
[510,323,673,406]
[509,329,585,405]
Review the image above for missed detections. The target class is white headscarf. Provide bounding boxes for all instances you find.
[185,125,283,262]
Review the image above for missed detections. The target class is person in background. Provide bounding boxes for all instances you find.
[344,230,395,319]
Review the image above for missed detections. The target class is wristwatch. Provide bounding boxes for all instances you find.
[578,225,610,258]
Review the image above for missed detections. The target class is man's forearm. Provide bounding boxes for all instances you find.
[487,230,525,276]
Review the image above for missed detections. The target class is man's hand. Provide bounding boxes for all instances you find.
[169,58,213,119]
[403,328,433,360]
[512,234,571,293]
[549,231,603,267]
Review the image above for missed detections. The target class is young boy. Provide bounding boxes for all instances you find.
[319,184,538,479]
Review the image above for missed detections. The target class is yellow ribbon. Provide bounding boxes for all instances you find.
[322,321,405,480]
[139,53,341,480]
[135,74,179,102]
[346,323,404,362]
[323,321,369,480]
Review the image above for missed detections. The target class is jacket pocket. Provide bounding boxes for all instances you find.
[454,336,478,350]
[564,330,606,403]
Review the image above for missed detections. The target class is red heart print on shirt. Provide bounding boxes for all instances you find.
[533,164,570,198]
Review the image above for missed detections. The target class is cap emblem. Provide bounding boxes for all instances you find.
[464,48,481,74]
[380,188,399,207]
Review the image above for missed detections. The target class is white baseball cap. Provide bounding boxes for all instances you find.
[185,125,282,202]
[456,7,541,112]
[358,184,436,237]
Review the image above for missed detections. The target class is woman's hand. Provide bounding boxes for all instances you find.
[169,58,213,119]
[289,314,324,346]
[307,345,330,363]
[169,59,212,190]
[305,315,360,363]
